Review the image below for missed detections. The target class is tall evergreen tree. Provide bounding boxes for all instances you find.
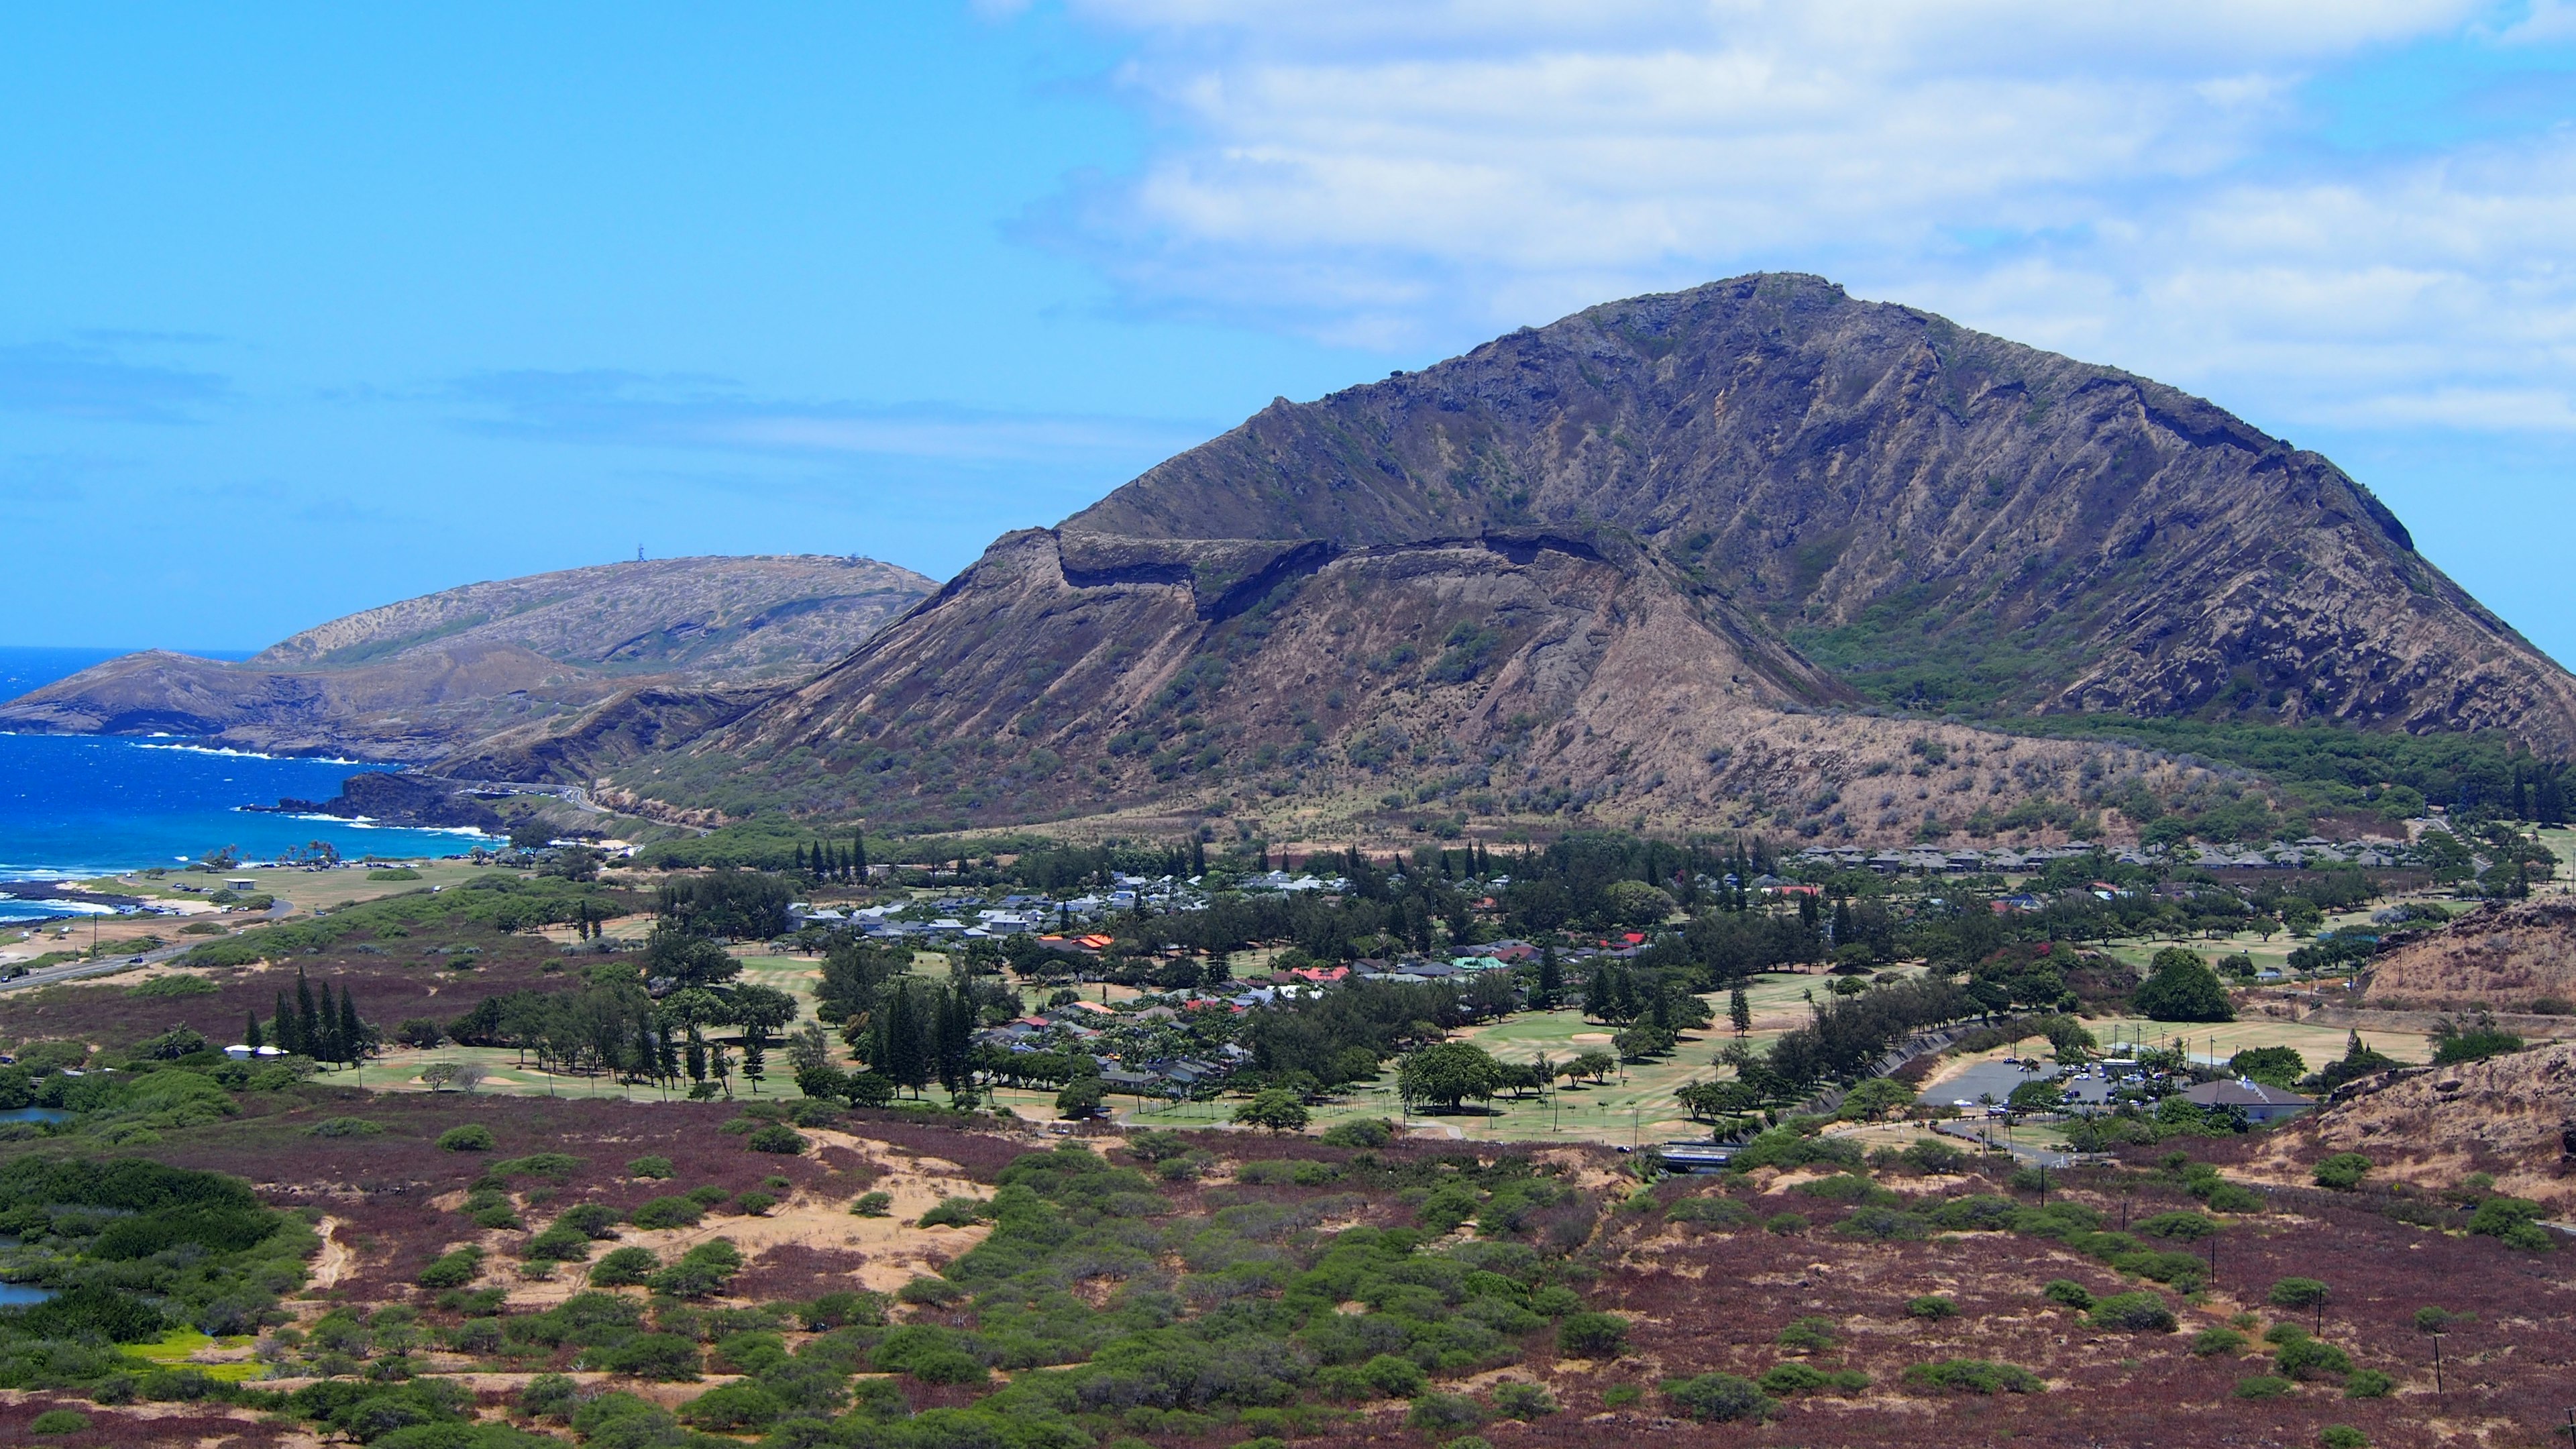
[338,990,365,1065]
[1730,985,1753,1037]
[315,981,339,1064]
[852,833,867,880]
[935,985,974,1097]
[1535,945,1564,1009]
[273,991,295,1057]
[244,1012,264,1052]
[294,971,319,1056]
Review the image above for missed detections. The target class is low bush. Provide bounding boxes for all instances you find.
[734,1191,779,1216]
[2343,1368,2394,1399]
[1664,1373,1773,1422]
[1320,1118,1395,1148]
[626,1155,674,1179]
[2320,1427,2368,1449]
[1556,1311,1629,1358]
[2192,1328,2249,1356]
[2090,1292,2178,1333]
[1906,1295,1958,1320]
[849,1191,893,1218]
[1904,1360,2044,1394]
[1404,1393,1484,1432]
[1488,1381,1556,1419]
[745,1124,807,1155]
[588,1246,659,1287]
[2313,1153,2372,1191]
[418,1246,484,1289]
[2234,1375,2292,1399]
[2043,1281,2094,1310]
[1666,1196,1754,1229]
[31,1409,91,1435]
[1776,1316,1839,1352]
[918,1197,991,1228]
[628,1197,703,1231]
[2275,1337,2353,1380]
[437,1124,495,1152]
[2467,1195,2555,1251]
[309,1117,384,1138]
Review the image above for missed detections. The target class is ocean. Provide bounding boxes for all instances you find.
[0,647,497,910]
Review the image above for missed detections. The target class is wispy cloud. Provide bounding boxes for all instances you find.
[0,342,231,423]
[1011,1,2576,430]
[446,369,1216,464]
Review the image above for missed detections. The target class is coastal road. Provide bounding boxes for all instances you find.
[0,897,292,995]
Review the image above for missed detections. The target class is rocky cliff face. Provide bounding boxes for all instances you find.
[0,555,933,761]
[621,274,2571,837]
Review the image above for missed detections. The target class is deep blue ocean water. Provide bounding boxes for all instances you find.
[0,647,496,907]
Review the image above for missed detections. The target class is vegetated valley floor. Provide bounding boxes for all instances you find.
[5,1086,2572,1449]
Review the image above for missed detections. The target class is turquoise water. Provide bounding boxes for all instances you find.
[0,647,494,896]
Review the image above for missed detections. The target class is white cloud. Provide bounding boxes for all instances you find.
[1018,0,2576,431]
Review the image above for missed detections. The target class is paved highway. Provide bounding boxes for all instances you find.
[0,898,290,994]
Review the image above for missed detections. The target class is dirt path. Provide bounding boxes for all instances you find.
[307,1216,351,1293]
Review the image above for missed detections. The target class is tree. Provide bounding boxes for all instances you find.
[1837,1077,1916,1122]
[243,1012,263,1052]
[2228,1046,2306,1087]
[1397,1042,1502,1110]
[1055,1077,1105,1118]
[784,1021,835,1077]
[2134,948,2235,1023]
[1729,986,1752,1037]
[1534,947,1564,1009]
[2005,1078,2065,1115]
[1233,1089,1311,1134]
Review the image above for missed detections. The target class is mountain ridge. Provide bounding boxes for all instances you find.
[0,554,935,763]
[602,273,2572,839]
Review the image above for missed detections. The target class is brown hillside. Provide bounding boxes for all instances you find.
[0,554,933,762]
[2253,1041,2576,1211]
[2365,898,2576,1012]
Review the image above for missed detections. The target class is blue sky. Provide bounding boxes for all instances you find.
[4,2,2574,663]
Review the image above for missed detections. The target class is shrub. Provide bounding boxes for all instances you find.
[1667,1196,1754,1229]
[1764,1212,1807,1235]
[418,1246,484,1289]
[679,1383,786,1432]
[1904,1360,2044,1394]
[1557,1311,1629,1358]
[1664,1372,1773,1422]
[1907,1295,1959,1320]
[918,1197,991,1228]
[2320,1428,2367,1449]
[2234,1375,2292,1399]
[2090,1292,2177,1333]
[309,1116,384,1138]
[629,1197,703,1230]
[2313,1153,2371,1190]
[1488,1381,1556,1419]
[1320,1117,1394,1148]
[685,1185,732,1208]
[31,1409,91,1435]
[1358,1353,1426,1397]
[1776,1316,1839,1352]
[896,1277,967,1307]
[2275,1338,2352,1380]
[2043,1281,2095,1311]
[1837,1207,1932,1241]
[438,1124,496,1152]
[2135,1210,2220,1242]
[745,1124,807,1155]
[627,1155,674,1179]
[1404,1393,1484,1431]
[2467,1195,2555,1250]
[2192,1328,2248,1356]
[1757,1362,1829,1396]
[2204,1182,2264,1213]
[734,1191,779,1216]
[129,974,219,997]
[850,1191,893,1218]
[596,1332,703,1381]
[1792,1173,1885,1203]
[589,1247,659,1287]
[2343,1369,2394,1399]
[517,1373,582,1422]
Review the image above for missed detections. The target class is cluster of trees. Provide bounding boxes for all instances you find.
[254,968,375,1067]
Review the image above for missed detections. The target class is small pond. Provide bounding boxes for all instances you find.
[0,1107,70,1124]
